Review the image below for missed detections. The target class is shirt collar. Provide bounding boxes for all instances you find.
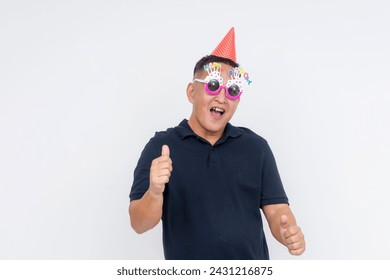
[175,119,242,141]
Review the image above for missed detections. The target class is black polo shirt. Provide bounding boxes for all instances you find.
[130,119,288,259]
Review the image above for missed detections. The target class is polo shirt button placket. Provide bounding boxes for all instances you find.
[209,146,218,165]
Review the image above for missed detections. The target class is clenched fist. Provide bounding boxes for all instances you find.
[149,145,173,196]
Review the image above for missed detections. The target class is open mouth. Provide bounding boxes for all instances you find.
[210,107,225,116]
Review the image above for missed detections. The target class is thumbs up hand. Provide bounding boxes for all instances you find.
[279,215,306,255]
[149,145,173,196]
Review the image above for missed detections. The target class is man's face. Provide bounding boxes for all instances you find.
[187,63,240,140]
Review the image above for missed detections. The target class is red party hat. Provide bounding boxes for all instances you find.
[211,27,237,62]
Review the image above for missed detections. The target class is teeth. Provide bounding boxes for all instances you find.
[212,107,225,113]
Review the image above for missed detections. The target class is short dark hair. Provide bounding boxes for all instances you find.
[193,55,239,76]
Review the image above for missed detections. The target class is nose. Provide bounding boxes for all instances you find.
[215,86,228,103]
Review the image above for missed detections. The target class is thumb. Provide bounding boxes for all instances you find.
[280,215,290,230]
[161,145,170,157]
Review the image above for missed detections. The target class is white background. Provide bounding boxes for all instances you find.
[0,0,389,260]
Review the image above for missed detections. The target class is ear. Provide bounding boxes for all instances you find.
[186,82,195,104]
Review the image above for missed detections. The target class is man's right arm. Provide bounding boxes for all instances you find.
[129,190,163,234]
[129,145,172,234]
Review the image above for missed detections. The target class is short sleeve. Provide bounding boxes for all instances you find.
[129,136,161,201]
[259,141,289,207]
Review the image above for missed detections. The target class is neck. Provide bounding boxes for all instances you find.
[187,117,224,145]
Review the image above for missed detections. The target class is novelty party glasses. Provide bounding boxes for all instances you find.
[193,78,242,100]
[193,62,251,100]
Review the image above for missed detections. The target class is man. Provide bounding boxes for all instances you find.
[129,28,305,259]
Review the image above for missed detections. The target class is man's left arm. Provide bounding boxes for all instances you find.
[262,203,306,256]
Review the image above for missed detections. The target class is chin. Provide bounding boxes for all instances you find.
[206,119,228,132]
